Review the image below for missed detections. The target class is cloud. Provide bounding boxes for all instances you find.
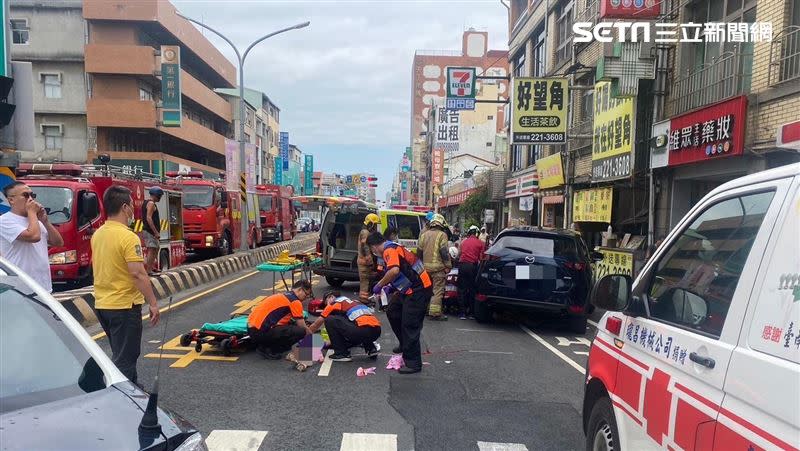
[174,0,508,197]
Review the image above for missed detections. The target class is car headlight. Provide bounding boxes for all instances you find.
[174,432,207,451]
[49,250,77,265]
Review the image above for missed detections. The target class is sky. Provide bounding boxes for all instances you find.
[174,0,509,199]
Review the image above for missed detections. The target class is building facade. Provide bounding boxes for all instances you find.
[10,0,88,162]
[83,0,236,176]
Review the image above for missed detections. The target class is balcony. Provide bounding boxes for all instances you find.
[160,117,226,156]
[181,70,232,122]
[85,44,155,75]
[768,26,800,87]
[667,47,752,117]
[88,98,156,128]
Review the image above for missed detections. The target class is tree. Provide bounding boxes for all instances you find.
[457,187,489,227]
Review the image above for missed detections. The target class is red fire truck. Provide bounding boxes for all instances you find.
[165,171,259,256]
[255,184,296,244]
[17,163,186,288]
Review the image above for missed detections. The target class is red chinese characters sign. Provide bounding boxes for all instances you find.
[431,148,445,185]
[667,96,747,167]
[600,0,661,19]
[437,188,476,208]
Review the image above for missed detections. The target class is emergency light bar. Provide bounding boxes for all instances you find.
[17,163,83,177]
[165,171,203,178]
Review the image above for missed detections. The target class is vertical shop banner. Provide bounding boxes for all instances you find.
[536,153,565,188]
[244,143,256,193]
[279,132,289,170]
[436,107,460,152]
[573,187,613,222]
[512,77,568,144]
[592,81,635,182]
[160,46,181,127]
[274,157,283,185]
[304,155,314,195]
[431,148,445,185]
[666,95,747,167]
[224,138,239,192]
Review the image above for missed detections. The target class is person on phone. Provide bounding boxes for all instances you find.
[0,181,64,293]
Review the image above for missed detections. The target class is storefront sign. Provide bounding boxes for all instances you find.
[599,0,661,19]
[593,247,635,278]
[667,96,747,166]
[777,119,800,150]
[274,157,283,185]
[536,153,565,188]
[436,107,460,152]
[512,77,568,144]
[592,81,635,182]
[573,187,613,222]
[437,188,476,208]
[505,169,538,198]
[519,195,535,211]
[280,132,289,170]
[160,46,181,127]
[245,143,256,193]
[225,138,239,192]
[304,155,314,195]
[446,67,477,111]
[431,148,445,185]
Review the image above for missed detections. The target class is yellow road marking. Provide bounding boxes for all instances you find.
[143,335,239,368]
[230,296,267,317]
[92,270,259,341]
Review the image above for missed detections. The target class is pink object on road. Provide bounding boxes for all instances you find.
[356,367,376,377]
[386,354,404,370]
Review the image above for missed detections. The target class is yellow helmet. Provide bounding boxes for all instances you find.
[364,213,380,226]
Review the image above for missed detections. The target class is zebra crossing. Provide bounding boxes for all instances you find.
[203,430,529,451]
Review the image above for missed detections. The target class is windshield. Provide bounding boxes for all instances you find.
[30,187,73,225]
[258,195,274,211]
[489,234,579,259]
[184,186,215,207]
[0,278,106,413]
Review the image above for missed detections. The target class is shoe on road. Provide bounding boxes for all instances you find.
[398,366,421,374]
[459,314,467,320]
[329,353,353,362]
[364,344,380,360]
[392,346,402,354]
[257,347,283,360]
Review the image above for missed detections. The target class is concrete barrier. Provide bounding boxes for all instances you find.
[54,233,319,327]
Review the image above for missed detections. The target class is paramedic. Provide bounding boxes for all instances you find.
[357,213,380,302]
[368,232,432,374]
[417,214,451,321]
[247,280,313,360]
[309,291,381,361]
[458,225,485,320]
[92,185,160,384]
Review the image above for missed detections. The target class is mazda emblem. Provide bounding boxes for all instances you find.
[525,256,535,263]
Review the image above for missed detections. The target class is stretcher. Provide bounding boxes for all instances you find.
[256,252,322,294]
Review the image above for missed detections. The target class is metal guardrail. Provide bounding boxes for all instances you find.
[769,26,800,87]
[667,47,752,117]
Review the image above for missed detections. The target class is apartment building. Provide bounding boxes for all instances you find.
[83,0,235,176]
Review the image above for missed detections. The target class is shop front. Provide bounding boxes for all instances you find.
[437,187,477,230]
[504,167,538,226]
[535,152,565,228]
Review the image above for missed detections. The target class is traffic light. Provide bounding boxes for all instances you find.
[368,184,378,188]
[0,76,16,128]
[367,176,378,182]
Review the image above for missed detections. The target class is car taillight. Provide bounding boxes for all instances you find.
[564,261,586,271]
[568,304,585,314]
[481,252,500,262]
[316,239,322,253]
[475,293,488,302]
[605,316,623,336]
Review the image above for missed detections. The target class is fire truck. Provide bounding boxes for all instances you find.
[165,171,259,256]
[17,163,186,287]
[255,184,296,244]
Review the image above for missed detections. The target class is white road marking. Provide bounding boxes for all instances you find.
[477,441,529,451]
[573,351,590,356]
[205,430,267,451]
[588,319,599,328]
[318,349,334,377]
[555,336,592,347]
[340,433,397,451]
[455,328,504,332]
[467,350,514,355]
[519,324,586,374]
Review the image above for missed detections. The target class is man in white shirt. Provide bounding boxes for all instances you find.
[0,181,64,292]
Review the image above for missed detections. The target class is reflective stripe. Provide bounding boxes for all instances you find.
[347,304,372,322]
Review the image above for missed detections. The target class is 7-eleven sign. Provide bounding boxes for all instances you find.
[447,67,476,98]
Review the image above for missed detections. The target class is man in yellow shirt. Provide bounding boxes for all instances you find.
[92,185,160,384]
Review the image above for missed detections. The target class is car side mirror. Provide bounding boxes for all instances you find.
[591,274,632,312]
[590,251,604,262]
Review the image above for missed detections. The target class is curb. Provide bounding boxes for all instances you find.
[55,234,319,327]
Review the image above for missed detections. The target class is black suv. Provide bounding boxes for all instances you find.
[474,227,601,333]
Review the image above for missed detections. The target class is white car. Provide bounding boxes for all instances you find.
[583,163,800,451]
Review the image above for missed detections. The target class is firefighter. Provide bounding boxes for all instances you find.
[368,231,432,374]
[417,213,451,321]
[308,291,381,361]
[142,187,163,274]
[357,213,380,302]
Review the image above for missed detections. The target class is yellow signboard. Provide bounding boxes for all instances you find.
[512,77,568,144]
[536,153,565,189]
[592,81,635,182]
[592,247,635,279]
[573,187,613,222]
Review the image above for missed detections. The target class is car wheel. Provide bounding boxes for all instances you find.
[325,276,344,288]
[586,397,619,451]
[568,314,588,335]
[474,299,492,323]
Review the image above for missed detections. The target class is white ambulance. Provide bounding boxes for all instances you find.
[583,163,800,451]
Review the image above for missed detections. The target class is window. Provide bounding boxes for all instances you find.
[512,49,526,77]
[528,145,540,166]
[646,191,775,337]
[554,2,574,66]
[32,187,74,225]
[532,28,545,76]
[511,145,525,171]
[138,81,153,101]
[42,125,63,150]
[42,74,61,99]
[486,142,493,147]
[389,214,421,240]
[10,19,29,45]
[487,115,494,120]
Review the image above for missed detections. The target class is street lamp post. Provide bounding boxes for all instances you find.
[177,12,309,251]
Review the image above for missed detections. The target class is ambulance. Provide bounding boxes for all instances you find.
[583,163,800,450]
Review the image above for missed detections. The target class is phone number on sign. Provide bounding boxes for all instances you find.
[592,154,631,180]
[514,133,566,143]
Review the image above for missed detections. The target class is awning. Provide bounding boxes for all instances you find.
[542,195,564,205]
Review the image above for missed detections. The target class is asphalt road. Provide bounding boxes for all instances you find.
[95,262,601,451]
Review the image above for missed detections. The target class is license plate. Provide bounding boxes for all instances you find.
[515,265,555,280]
